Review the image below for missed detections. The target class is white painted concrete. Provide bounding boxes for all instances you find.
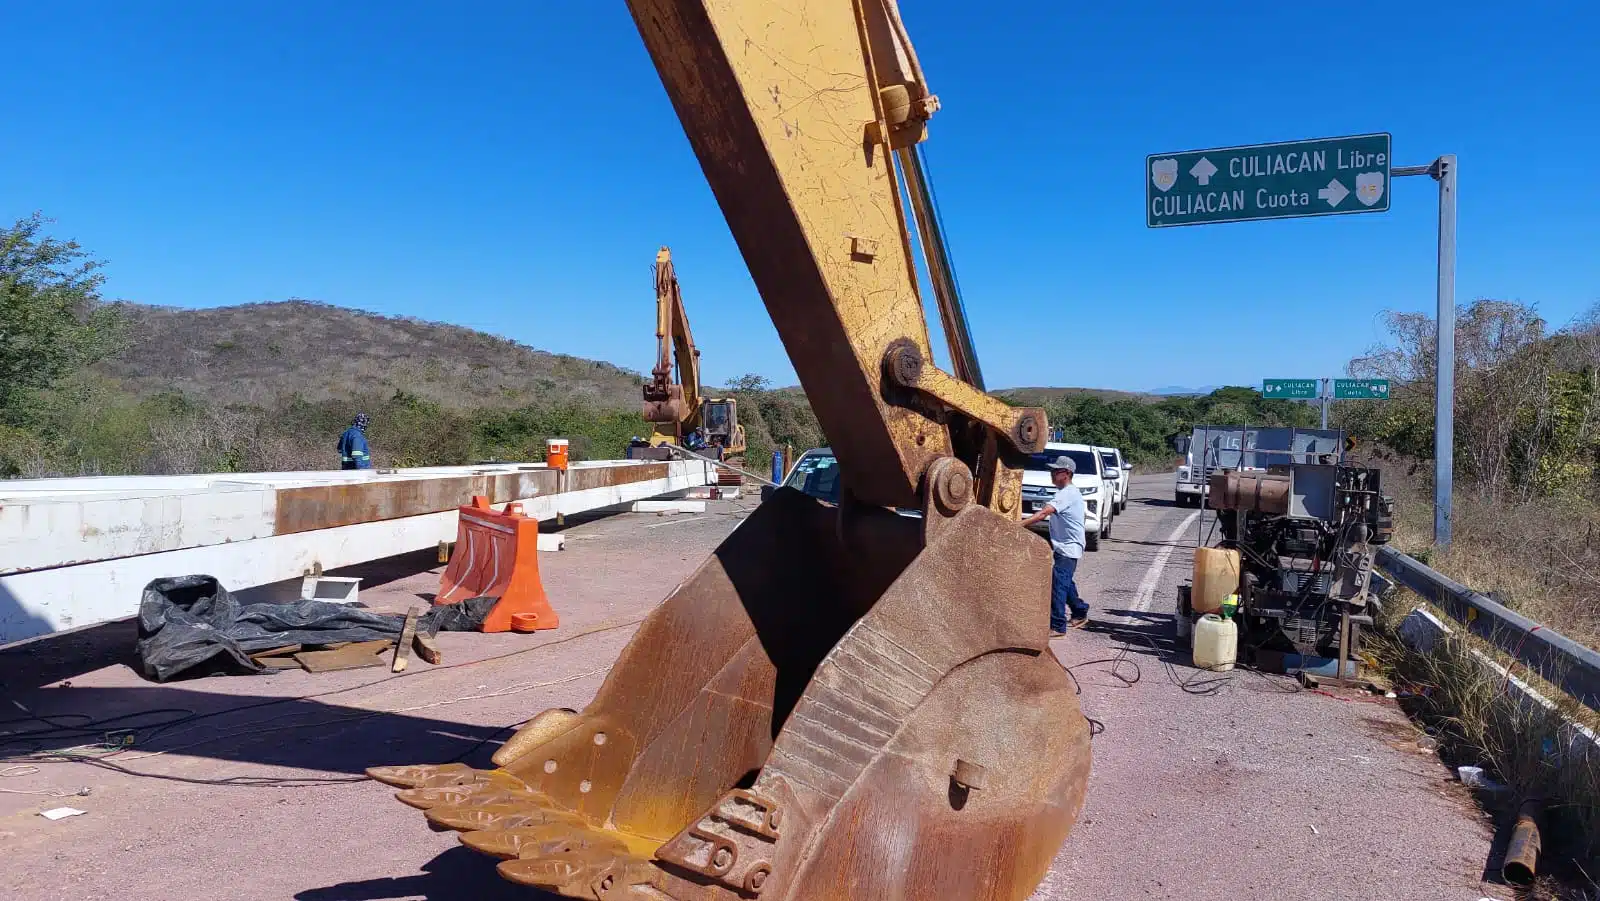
[0,461,713,644]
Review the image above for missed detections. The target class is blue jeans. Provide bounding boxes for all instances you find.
[1050,553,1089,631]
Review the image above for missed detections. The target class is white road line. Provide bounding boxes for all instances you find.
[644,515,710,529]
[1126,510,1201,621]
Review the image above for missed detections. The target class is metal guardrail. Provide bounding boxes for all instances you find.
[1376,545,1600,712]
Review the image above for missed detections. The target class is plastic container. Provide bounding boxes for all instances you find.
[1191,547,1241,614]
[546,438,570,471]
[1192,613,1238,672]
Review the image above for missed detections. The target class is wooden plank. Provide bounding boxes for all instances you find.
[295,639,393,673]
[259,656,306,670]
[249,644,302,661]
[412,631,442,666]
[392,608,421,673]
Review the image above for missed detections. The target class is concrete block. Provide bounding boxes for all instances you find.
[536,533,566,552]
[300,575,361,604]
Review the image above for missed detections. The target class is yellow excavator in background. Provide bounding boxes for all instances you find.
[633,247,747,470]
[368,3,1091,899]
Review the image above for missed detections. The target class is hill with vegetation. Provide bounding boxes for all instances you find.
[993,386,1160,406]
[98,300,646,410]
[0,214,1315,478]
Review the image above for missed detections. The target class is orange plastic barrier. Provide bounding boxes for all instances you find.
[437,496,559,633]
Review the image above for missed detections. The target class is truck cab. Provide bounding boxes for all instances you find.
[1021,442,1112,551]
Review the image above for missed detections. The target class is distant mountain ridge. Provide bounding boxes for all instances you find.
[1149,384,1223,396]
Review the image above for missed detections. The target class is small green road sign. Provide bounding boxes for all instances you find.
[1263,379,1319,400]
[1147,133,1392,228]
[1334,378,1391,400]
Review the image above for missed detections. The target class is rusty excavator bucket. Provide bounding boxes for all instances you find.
[369,461,1091,901]
[370,0,1092,896]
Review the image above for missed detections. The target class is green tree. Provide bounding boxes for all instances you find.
[0,214,123,424]
[724,373,771,394]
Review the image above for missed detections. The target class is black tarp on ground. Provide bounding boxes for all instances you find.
[136,575,495,682]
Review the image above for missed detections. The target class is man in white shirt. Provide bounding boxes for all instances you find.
[1019,456,1090,636]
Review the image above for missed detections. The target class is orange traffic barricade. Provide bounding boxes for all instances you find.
[437,495,559,633]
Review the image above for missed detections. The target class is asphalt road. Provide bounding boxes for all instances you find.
[1033,473,1495,900]
[0,474,1499,901]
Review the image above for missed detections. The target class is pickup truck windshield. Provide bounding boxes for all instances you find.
[1099,452,1118,472]
[783,451,841,503]
[1027,449,1098,475]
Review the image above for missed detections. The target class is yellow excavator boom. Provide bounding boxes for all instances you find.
[367,4,1091,899]
[642,247,701,446]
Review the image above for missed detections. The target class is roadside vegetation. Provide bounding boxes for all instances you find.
[1341,298,1600,652]
[4,216,1316,480]
[1012,384,1318,465]
[1339,298,1600,893]
[0,217,817,477]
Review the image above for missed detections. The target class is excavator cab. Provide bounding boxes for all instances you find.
[700,398,744,457]
[367,3,1091,899]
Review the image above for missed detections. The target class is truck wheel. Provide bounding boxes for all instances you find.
[1102,515,1112,540]
[1086,529,1100,552]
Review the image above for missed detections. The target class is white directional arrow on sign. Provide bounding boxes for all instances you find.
[1317,179,1349,208]
[1189,156,1218,186]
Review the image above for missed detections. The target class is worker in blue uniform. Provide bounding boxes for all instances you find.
[338,413,373,470]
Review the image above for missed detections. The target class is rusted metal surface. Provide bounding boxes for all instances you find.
[275,464,672,534]
[624,0,952,511]
[367,3,1088,898]
[1206,469,1291,515]
[1502,799,1542,885]
[371,476,1091,900]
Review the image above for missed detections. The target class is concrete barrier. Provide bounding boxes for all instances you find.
[0,459,715,644]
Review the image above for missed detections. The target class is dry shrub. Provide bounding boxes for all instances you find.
[1377,458,1600,652]
[1373,612,1600,891]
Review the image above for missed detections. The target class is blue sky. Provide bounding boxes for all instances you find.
[5,2,1596,392]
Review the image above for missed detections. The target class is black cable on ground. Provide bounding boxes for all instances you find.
[16,752,368,788]
[0,616,647,786]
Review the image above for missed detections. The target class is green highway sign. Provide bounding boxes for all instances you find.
[1147,133,1392,228]
[1263,379,1319,400]
[1334,378,1391,400]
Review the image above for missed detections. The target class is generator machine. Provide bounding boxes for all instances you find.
[1176,428,1394,677]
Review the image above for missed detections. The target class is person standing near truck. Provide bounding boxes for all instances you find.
[337,413,373,470]
[1019,456,1090,635]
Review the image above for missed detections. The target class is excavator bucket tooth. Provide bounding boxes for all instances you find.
[395,781,540,811]
[365,762,476,788]
[460,822,630,859]
[498,848,658,899]
[371,488,1091,900]
[426,799,580,833]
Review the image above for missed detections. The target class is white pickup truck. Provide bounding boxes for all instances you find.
[1020,442,1114,551]
[1096,446,1129,514]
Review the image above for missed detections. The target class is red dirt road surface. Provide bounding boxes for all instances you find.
[1,476,1500,900]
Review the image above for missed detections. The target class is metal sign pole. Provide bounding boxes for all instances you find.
[1393,155,1457,547]
[1320,377,1330,429]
